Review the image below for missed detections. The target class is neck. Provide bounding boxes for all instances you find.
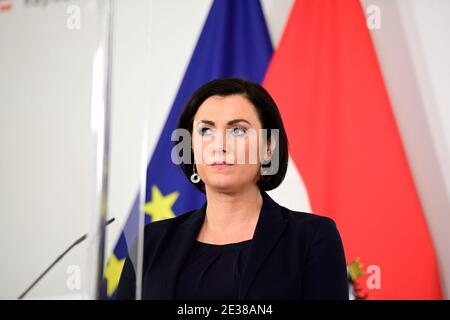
[200,184,263,244]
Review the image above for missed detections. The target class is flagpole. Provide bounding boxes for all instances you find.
[89,0,115,300]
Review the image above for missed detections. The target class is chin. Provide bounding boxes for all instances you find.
[204,177,241,192]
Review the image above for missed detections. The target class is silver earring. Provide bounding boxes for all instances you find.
[190,165,201,184]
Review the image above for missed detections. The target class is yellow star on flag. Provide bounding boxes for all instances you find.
[104,253,126,297]
[144,185,179,222]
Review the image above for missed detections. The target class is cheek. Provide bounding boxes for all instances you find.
[192,135,207,161]
[233,163,261,184]
[192,140,201,163]
[233,136,262,165]
[192,139,215,164]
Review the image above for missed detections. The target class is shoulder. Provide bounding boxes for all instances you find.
[278,205,341,240]
[143,209,197,236]
[277,206,346,269]
[280,204,337,227]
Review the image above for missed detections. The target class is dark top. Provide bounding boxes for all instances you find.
[116,190,349,300]
[174,239,253,300]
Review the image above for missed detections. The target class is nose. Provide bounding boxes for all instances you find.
[213,129,230,155]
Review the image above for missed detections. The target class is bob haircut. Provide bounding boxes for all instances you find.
[176,77,289,193]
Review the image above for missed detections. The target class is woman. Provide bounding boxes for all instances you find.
[116,78,349,300]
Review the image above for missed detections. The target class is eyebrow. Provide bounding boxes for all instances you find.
[196,119,252,127]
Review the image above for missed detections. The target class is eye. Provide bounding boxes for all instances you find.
[230,127,247,137]
[199,127,213,136]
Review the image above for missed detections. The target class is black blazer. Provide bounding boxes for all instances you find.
[116,190,349,300]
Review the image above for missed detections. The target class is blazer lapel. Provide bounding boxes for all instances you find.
[159,202,206,299]
[239,191,288,299]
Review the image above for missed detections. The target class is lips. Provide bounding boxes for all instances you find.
[211,161,234,166]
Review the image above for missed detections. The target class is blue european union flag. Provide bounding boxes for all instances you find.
[103,0,273,299]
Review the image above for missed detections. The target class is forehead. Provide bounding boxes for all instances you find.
[194,95,260,124]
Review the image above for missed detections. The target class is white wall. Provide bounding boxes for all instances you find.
[0,0,449,299]
[361,0,450,298]
[0,0,100,299]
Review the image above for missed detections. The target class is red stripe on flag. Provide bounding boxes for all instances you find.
[0,5,12,12]
[263,0,442,299]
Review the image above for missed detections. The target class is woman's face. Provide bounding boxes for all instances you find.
[192,94,268,193]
